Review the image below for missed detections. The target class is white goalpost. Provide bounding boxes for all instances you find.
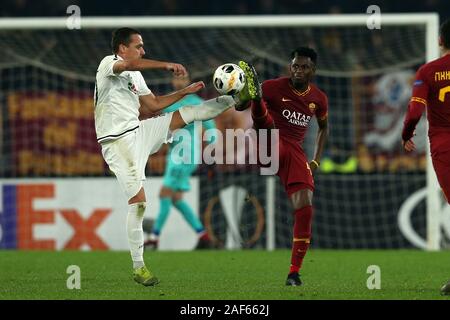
[0,14,442,251]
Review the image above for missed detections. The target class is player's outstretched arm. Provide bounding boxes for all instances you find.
[139,81,205,117]
[113,58,187,76]
[310,116,329,171]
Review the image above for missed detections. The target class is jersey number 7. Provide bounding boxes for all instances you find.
[439,85,450,102]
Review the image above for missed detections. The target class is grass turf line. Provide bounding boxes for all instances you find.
[0,250,449,300]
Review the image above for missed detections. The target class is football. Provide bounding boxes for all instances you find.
[213,63,246,95]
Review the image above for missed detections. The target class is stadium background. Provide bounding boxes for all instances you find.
[1,0,449,18]
[0,0,449,252]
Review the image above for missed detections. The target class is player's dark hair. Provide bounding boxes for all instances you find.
[291,47,318,65]
[440,19,450,49]
[111,27,141,54]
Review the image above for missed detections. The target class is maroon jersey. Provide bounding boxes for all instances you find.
[402,54,450,202]
[403,54,450,138]
[262,77,328,144]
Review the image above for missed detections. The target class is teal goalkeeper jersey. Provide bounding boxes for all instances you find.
[162,94,217,165]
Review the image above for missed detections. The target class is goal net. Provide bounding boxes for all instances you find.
[0,15,445,251]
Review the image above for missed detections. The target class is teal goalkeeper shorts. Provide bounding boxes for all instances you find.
[162,162,198,191]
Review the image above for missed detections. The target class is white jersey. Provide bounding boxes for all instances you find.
[94,54,152,143]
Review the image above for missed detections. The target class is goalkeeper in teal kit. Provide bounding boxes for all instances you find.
[144,75,216,249]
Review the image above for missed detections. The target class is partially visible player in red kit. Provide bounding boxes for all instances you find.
[401,19,450,296]
[237,47,329,286]
[402,19,450,203]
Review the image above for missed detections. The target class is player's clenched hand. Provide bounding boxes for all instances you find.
[183,81,205,94]
[166,63,187,77]
[403,139,416,152]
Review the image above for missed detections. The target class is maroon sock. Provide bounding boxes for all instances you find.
[289,206,313,274]
[251,100,274,129]
[252,100,276,167]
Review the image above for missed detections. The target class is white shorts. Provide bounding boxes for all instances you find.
[101,113,174,200]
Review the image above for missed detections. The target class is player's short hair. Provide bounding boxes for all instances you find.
[291,47,318,65]
[440,19,450,49]
[111,27,141,54]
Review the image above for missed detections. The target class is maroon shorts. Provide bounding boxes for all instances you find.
[430,131,450,202]
[432,152,450,202]
[253,110,313,196]
[276,138,314,196]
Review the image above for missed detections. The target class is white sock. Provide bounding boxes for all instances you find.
[178,95,235,124]
[127,202,146,269]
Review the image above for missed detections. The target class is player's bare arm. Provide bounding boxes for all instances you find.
[139,81,205,118]
[310,116,329,171]
[113,58,187,76]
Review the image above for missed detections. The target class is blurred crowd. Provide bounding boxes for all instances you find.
[0,0,445,177]
[1,0,449,19]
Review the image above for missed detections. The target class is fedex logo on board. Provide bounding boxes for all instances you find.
[0,184,110,250]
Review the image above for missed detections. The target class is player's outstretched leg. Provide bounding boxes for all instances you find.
[176,62,261,127]
[236,61,274,130]
[235,60,262,111]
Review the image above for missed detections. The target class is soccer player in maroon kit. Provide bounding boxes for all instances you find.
[238,47,329,286]
[402,19,450,201]
[401,19,450,295]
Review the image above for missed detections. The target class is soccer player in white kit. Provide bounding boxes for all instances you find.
[94,27,260,286]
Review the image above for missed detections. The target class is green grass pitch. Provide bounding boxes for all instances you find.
[1,249,449,300]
